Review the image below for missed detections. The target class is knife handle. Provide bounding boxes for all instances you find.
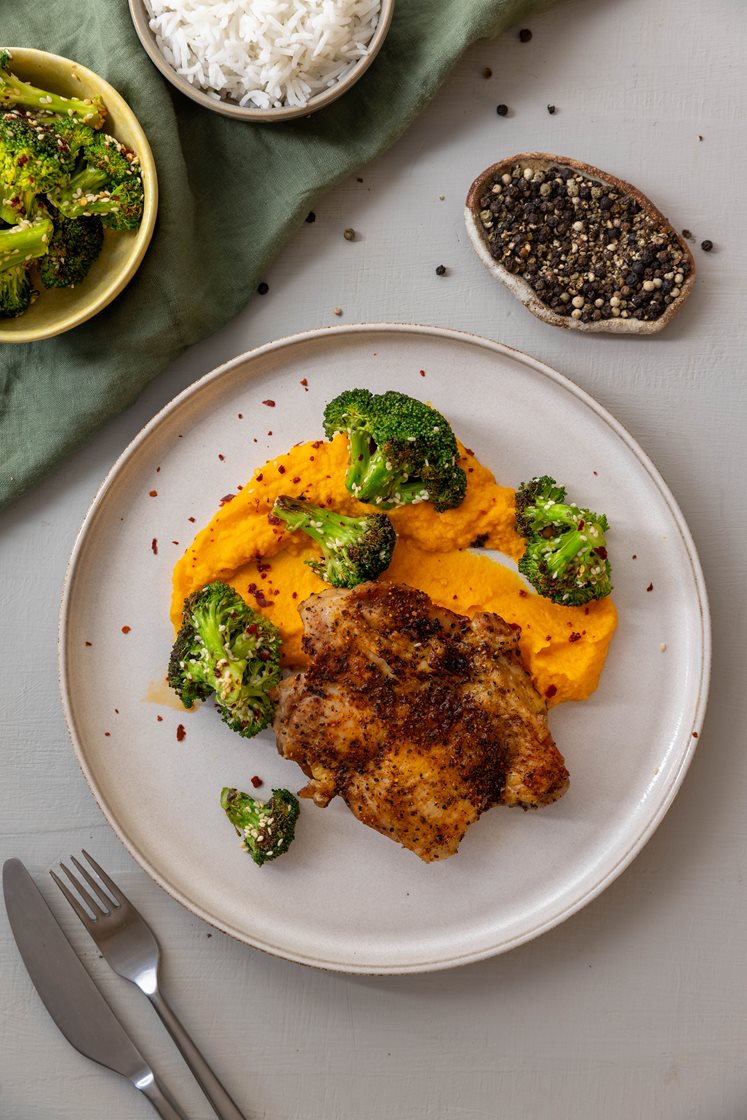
[148,989,247,1120]
[136,1070,188,1120]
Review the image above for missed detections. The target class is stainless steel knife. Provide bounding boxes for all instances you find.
[3,858,187,1120]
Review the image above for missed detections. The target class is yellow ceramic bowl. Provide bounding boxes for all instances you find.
[0,48,158,344]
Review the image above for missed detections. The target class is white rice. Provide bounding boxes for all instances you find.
[143,0,382,109]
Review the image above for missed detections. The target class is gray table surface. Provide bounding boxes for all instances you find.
[2,1,746,1117]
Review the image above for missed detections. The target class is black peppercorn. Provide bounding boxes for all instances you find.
[257,282,269,295]
[435,265,447,276]
[496,103,508,116]
[700,239,713,251]
[547,104,556,114]
[518,28,532,42]
[305,211,316,223]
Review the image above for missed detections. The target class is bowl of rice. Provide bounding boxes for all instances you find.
[129,0,395,121]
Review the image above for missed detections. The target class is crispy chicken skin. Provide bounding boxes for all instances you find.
[273,583,569,861]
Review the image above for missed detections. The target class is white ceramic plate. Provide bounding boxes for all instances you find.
[59,324,710,974]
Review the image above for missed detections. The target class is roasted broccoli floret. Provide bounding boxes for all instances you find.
[323,388,467,512]
[39,208,103,288]
[0,264,32,316]
[514,476,612,606]
[0,110,75,212]
[0,214,53,272]
[0,50,106,127]
[49,166,144,231]
[271,495,396,588]
[167,581,282,738]
[221,787,300,867]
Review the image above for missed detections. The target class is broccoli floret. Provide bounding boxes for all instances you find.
[323,388,467,512]
[0,214,53,272]
[0,264,32,316]
[39,208,103,288]
[167,581,282,738]
[49,167,144,231]
[0,51,106,127]
[221,787,300,867]
[514,476,612,606]
[0,110,76,211]
[271,495,396,588]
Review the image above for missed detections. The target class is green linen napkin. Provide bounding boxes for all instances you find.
[0,0,553,509]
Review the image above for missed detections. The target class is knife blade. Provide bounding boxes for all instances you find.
[3,858,185,1120]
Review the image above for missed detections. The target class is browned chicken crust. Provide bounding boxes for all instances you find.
[273,583,569,861]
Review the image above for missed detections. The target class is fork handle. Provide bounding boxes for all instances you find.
[148,989,248,1120]
[137,1073,188,1120]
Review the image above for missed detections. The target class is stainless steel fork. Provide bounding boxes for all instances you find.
[52,851,247,1120]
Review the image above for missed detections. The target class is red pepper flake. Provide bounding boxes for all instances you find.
[300,378,308,389]
[311,440,323,449]
[584,607,590,615]
[419,369,426,377]
[17,153,28,166]
[569,632,582,643]
[151,538,158,554]
[176,724,186,742]
[518,589,528,598]
[218,453,225,461]
[291,591,298,599]
[632,554,637,560]
[267,431,273,436]
[238,413,243,419]
[508,621,521,631]
[85,640,92,647]
[250,775,263,788]
[594,546,608,560]
[114,708,119,715]
[156,715,163,722]
[255,473,264,482]
[577,519,585,531]
[156,466,161,473]
[646,582,654,592]
[278,465,286,474]
[257,562,272,572]
[692,730,699,739]
[592,470,598,476]
[544,684,557,699]
[171,540,180,546]
[465,448,475,457]
[219,493,235,506]
[292,476,301,484]
[149,489,158,497]
[121,625,131,634]
[545,635,552,642]
[104,731,111,737]
[263,399,276,407]
[188,516,196,523]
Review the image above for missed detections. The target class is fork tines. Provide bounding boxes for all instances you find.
[51,850,124,924]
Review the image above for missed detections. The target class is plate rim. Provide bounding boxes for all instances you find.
[58,322,712,974]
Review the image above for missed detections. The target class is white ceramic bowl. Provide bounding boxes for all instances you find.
[128,0,395,122]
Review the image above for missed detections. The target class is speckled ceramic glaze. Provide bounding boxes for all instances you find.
[59,324,710,973]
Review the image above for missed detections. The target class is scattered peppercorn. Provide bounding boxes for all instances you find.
[475,160,693,323]
[518,28,532,42]
[547,104,556,114]
[496,103,508,116]
[305,211,316,223]
[257,281,269,294]
[343,227,356,241]
[435,264,447,276]
[681,229,693,240]
[482,67,492,78]
[334,307,343,316]
[700,239,713,252]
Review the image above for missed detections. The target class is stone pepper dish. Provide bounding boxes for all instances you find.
[465,154,695,334]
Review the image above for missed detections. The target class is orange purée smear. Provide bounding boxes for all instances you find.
[171,434,616,706]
